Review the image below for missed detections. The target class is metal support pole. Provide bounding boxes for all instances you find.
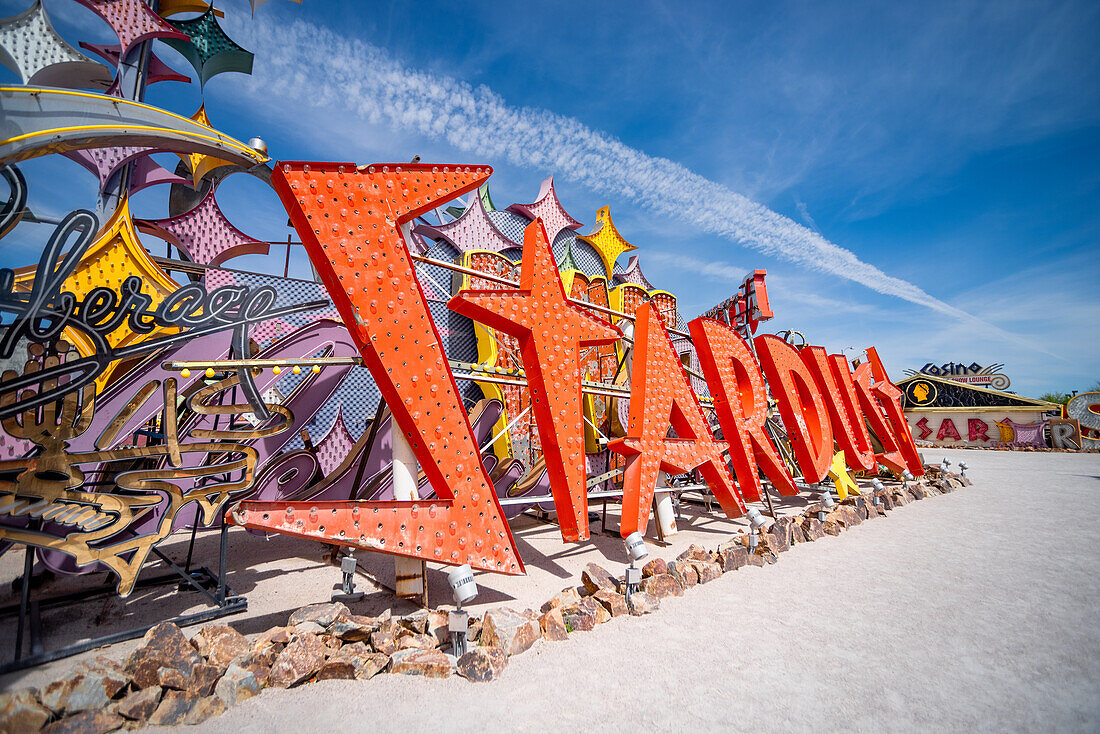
[391,390,426,604]
[14,543,33,662]
[217,505,229,605]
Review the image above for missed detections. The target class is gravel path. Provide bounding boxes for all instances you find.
[150,448,1100,733]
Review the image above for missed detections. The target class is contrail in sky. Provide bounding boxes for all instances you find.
[228,16,1031,344]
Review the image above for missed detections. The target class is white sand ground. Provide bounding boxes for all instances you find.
[4,448,1099,732]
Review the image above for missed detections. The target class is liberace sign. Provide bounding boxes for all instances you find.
[228,161,925,577]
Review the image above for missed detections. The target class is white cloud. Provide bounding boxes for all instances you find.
[225,15,1058,358]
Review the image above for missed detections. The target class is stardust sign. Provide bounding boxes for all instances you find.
[227,161,925,577]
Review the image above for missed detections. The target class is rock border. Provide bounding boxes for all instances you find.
[0,469,970,731]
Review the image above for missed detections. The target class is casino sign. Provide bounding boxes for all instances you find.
[905,362,1011,391]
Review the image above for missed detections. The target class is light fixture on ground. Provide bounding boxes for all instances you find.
[818,487,835,523]
[746,506,771,553]
[958,461,968,478]
[941,457,951,473]
[623,531,648,604]
[447,564,477,657]
[870,478,885,507]
[331,552,364,603]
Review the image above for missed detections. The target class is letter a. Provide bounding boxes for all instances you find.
[610,303,745,538]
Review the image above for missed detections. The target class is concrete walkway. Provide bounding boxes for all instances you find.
[156,448,1100,733]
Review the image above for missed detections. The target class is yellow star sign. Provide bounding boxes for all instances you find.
[578,206,637,278]
[827,450,861,500]
[177,104,237,185]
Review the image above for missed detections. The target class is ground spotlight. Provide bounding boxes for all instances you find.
[447,564,477,657]
[958,461,968,478]
[331,552,365,603]
[940,457,951,473]
[623,531,647,603]
[871,478,885,506]
[818,488,835,523]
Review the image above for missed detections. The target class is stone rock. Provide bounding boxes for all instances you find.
[292,621,326,635]
[157,662,220,697]
[116,686,162,721]
[125,622,203,690]
[328,643,389,680]
[840,506,863,527]
[252,626,291,651]
[396,631,437,651]
[667,560,698,589]
[480,608,539,656]
[183,695,227,725]
[689,560,722,584]
[231,648,276,687]
[370,628,398,656]
[42,668,127,716]
[910,483,927,500]
[640,573,683,599]
[268,632,328,688]
[581,563,618,594]
[676,544,713,563]
[745,551,765,567]
[716,545,750,572]
[388,649,454,678]
[41,710,125,734]
[540,587,581,613]
[320,633,344,653]
[791,521,808,543]
[770,521,792,552]
[214,664,261,707]
[288,601,349,628]
[592,589,628,617]
[399,609,430,634]
[641,558,667,578]
[801,517,825,541]
[315,661,356,680]
[822,515,843,536]
[0,689,51,733]
[191,625,250,671]
[591,597,612,625]
[426,611,451,646]
[538,607,569,641]
[147,690,199,727]
[627,591,660,616]
[456,646,508,683]
[467,615,482,644]
[560,599,600,632]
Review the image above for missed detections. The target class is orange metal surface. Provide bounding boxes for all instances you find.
[450,219,622,542]
[800,346,876,473]
[864,347,925,476]
[688,317,798,500]
[609,303,744,538]
[754,334,833,483]
[232,161,524,575]
[852,360,908,475]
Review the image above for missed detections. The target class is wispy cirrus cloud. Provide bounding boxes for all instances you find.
[226,15,1053,356]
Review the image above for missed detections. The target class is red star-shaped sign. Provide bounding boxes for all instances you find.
[609,302,745,538]
[449,218,622,542]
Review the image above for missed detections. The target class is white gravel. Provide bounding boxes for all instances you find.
[145,448,1100,733]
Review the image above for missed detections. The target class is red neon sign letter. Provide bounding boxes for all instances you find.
[450,219,621,542]
[610,303,744,537]
[688,317,798,500]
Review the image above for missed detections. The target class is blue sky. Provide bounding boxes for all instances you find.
[3,0,1098,398]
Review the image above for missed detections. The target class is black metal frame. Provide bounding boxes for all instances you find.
[1,510,246,674]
